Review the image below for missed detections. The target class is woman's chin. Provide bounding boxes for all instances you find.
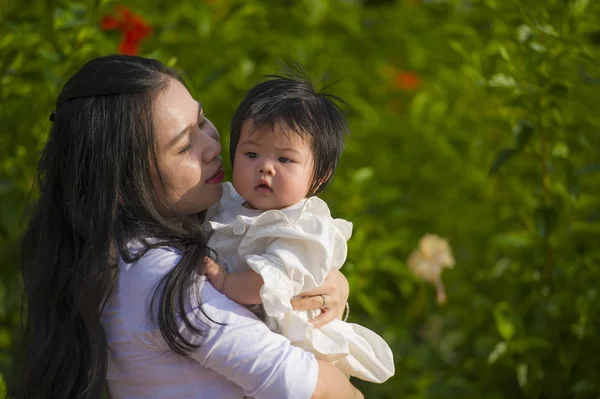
[175,183,224,216]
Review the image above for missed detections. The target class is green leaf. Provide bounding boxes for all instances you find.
[572,380,597,394]
[499,45,510,61]
[409,91,430,122]
[571,0,591,16]
[538,24,558,37]
[487,341,508,364]
[0,329,10,348]
[576,163,600,175]
[513,119,534,150]
[517,25,532,43]
[589,30,600,45]
[517,363,528,388]
[353,167,374,183]
[488,73,517,88]
[571,222,600,234]
[490,148,517,174]
[449,40,470,60]
[494,231,532,248]
[494,302,515,341]
[510,337,552,352]
[548,83,568,97]
[529,42,547,53]
[552,142,569,158]
[0,374,6,399]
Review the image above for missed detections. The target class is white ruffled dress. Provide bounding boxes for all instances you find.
[205,183,395,383]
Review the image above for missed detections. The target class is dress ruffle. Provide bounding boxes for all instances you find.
[205,182,394,383]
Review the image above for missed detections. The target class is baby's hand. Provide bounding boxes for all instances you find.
[203,257,228,293]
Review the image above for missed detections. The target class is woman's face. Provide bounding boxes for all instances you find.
[152,77,224,216]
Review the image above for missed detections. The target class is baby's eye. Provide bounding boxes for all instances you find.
[245,152,258,159]
[278,157,291,164]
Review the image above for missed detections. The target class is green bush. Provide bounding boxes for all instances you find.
[1,0,599,397]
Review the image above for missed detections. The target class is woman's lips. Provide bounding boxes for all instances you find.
[205,168,224,184]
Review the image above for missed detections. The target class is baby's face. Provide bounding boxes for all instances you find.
[232,120,314,211]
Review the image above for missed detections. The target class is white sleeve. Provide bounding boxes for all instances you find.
[240,213,352,319]
[186,279,319,399]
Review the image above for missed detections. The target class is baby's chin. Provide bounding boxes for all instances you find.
[244,197,289,212]
[237,185,305,211]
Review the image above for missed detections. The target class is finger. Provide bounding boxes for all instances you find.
[290,295,325,311]
[297,282,336,297]
[309,308,335,329]
[202,258,221,276]
[204,257,217,267]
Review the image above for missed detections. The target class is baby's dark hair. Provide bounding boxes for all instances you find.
[230,64,349,195]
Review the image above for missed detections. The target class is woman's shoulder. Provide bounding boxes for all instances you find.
[107,242,319,399]
[118,242,221,302]
[120,240,181,278]
[110,244,221,337]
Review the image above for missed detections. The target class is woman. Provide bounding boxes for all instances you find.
[19,55,363,398]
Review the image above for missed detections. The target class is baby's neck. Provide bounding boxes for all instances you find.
[242,198,309,212]
[242,202,260,211]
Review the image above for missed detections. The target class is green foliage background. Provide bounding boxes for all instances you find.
[1,0,600,397]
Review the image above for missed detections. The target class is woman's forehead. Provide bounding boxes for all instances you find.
[154,78,200,144]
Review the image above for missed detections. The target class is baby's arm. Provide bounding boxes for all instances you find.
[204,257,263,305]
[222,270,264,305]
[241,214,351,319]
[206,209,351,315]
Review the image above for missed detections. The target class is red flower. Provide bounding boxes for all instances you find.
[118,38,138,56]
[394,71,422,91]
[124,21,152,44]
[100,16,120,30]
[100,6,152,56]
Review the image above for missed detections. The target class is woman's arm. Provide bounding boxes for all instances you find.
[312,360,363,399]
[185,278,362,399]
[205,257,350,328]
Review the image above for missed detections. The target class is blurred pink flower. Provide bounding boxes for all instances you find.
[407,234,455,304]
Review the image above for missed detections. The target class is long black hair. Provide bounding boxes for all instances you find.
[19,55,211,398]
[230,64,349,195]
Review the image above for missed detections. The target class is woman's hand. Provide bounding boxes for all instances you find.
[290,270,349,329]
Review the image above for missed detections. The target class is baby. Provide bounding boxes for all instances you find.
[205,68,394,383]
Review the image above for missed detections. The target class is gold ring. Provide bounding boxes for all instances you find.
[320,294,328,310]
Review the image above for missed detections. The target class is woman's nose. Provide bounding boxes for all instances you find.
[201,132,222,163]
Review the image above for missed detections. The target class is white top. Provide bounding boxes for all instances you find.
[205,183,395,383]
[101,242,318,399]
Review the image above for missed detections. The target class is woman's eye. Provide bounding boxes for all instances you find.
[245,152,258,159]
[179,144,191,154]
[278,157,291,164]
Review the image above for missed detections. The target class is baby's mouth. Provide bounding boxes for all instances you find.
[255,182,272,192]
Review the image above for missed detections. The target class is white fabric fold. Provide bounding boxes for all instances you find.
[205,182,395,383]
